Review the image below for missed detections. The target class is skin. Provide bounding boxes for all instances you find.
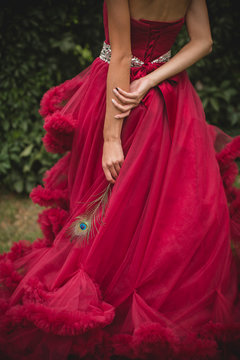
[103,0,213,184]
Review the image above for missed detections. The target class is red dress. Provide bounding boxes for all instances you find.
[1,2,240,359]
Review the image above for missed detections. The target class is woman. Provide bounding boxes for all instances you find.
[0,0,240,359]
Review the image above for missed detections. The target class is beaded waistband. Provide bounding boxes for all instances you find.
[99,40,171,67]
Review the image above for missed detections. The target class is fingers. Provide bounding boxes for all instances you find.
[103,167,116,184]
[111,86,141,119]
[102,161,123,184]
[112,88,138,105]
[108,163,118,179]
[111,99,135,113]
[103,164,120,184]
[114,110,131,119]
[115,87,138,99]
[113,160,122,174]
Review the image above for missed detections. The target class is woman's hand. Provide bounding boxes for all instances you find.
[102,138,124,184]
[111,76,153,119]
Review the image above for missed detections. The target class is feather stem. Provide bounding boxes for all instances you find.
[65,183,112,247]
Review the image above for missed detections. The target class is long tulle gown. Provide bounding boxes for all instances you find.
[1,2,240,360]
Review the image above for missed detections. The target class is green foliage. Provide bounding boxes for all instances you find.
[0,0,239,194]
[0,0,103,194]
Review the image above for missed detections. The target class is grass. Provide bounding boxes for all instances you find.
[0,185,43,254]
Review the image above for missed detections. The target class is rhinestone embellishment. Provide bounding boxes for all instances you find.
[99,41,171,67]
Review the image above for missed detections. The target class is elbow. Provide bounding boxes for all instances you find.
[206,38,213,54]
[190,38,213,56]
[203,37,213,55]
[198,38,213,56]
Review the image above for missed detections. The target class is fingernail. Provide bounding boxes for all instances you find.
[114,115,120,118]
[111,98,115,103]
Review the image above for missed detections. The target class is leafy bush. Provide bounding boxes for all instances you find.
[0,0,103,194]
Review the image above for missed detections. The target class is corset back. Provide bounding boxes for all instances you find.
[103,0,185,62]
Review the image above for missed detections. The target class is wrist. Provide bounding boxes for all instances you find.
[103,120,122,141]
[103,133,121,142]
[144,75,155,90]
[144,73,158,89]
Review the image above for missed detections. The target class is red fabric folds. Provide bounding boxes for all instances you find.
[1,1,240,359]
[30,152,71,210]
[39,64,93,154]
[42,111,77,153]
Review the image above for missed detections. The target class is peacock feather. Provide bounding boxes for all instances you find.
[65,183,112,247]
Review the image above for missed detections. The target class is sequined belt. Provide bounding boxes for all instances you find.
[99,40,171,67]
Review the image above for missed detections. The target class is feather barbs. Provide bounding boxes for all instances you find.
[65,183,112,247]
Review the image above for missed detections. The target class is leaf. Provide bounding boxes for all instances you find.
[202,98,209,109]
[20,144,34,157]
[210,98,220,112]
[13,180,24,193]
[25,181,35,193]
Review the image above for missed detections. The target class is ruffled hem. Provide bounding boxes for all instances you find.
[0,276,115,338]
[39,64,93,119]
[1,292,240,360]
[39,63,93,154]
[37,207,69,243]
[0,263,116,359]
[30,151,71,212]
[207,124,240,261]
[109,321,240,360]
[42,111,77,153]
[0,229,240,360]
[1,235,240,359]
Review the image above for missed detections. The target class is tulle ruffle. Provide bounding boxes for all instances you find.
[30,152,71,211]
[207,125,240,261]
[0,256,240,360]
[39,64,93,154]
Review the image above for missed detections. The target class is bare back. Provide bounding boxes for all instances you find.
[129,0,192,22]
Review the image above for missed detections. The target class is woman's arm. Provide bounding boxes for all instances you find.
[111,0,213,118]
[102,0,132,184]
[103,0,132,141]
[146,0,213,88]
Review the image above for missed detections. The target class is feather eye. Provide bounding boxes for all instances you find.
[65,183,112,247]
